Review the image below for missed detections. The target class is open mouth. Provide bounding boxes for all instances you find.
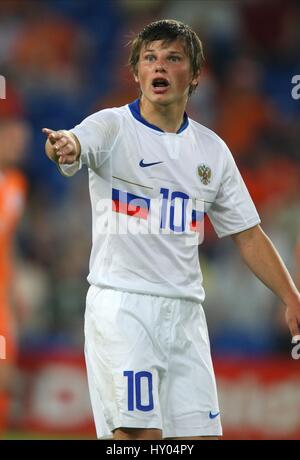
[152,78,170,88]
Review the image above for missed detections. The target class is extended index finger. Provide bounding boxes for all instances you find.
[42,128,65,144]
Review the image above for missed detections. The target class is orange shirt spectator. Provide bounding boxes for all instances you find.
[215,57,273,157]
[0,169,27,359]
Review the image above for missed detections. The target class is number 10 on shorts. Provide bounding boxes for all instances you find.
[123,371,154,412]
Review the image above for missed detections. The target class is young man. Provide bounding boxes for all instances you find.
[43,20,300,440]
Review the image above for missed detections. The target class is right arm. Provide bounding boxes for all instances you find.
[43,109,121,173]
[42,128,81,165]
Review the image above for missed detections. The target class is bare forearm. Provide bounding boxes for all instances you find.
[232,225,299,305]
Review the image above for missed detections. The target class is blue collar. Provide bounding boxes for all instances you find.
[128,99,189,134]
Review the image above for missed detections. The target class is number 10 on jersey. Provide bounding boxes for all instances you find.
[123,370,154,412]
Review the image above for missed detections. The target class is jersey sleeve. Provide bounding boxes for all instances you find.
[59,108,121,177]
[207,142,261,238]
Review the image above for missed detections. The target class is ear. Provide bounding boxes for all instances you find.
[191,69,201,87]
[134,72,139,83]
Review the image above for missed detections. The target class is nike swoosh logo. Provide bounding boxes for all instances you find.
[209,411,220,419]
[139,159,164,168]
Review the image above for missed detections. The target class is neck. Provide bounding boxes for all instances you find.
[139,96,187,133]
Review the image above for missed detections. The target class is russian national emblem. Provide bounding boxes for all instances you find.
[198,164,212,185]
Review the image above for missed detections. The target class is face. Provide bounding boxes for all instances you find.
[134,39,199,106]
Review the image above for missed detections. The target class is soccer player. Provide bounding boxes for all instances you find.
[0,118,29,436]
[42,20,300,440]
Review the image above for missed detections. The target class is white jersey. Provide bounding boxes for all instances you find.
[61,99,260,303]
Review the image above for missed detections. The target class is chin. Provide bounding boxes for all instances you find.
[151,93,173,105]
[142,92,174,107]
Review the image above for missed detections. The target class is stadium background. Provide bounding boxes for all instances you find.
[0,0,300,439]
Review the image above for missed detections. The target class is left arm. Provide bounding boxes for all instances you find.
[231,224,300,337]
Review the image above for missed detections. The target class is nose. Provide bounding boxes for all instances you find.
[155,59,166,73]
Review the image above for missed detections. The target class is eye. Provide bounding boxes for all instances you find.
[169,55,181,62]
[145,54,156,62]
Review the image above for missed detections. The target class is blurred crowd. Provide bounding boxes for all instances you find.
[1,0,300,356]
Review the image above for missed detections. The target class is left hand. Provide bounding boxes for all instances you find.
[285,302,300,337]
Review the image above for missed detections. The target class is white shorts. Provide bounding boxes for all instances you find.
[84,286,222,438]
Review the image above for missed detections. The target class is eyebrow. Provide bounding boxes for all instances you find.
[143,49,184,55]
